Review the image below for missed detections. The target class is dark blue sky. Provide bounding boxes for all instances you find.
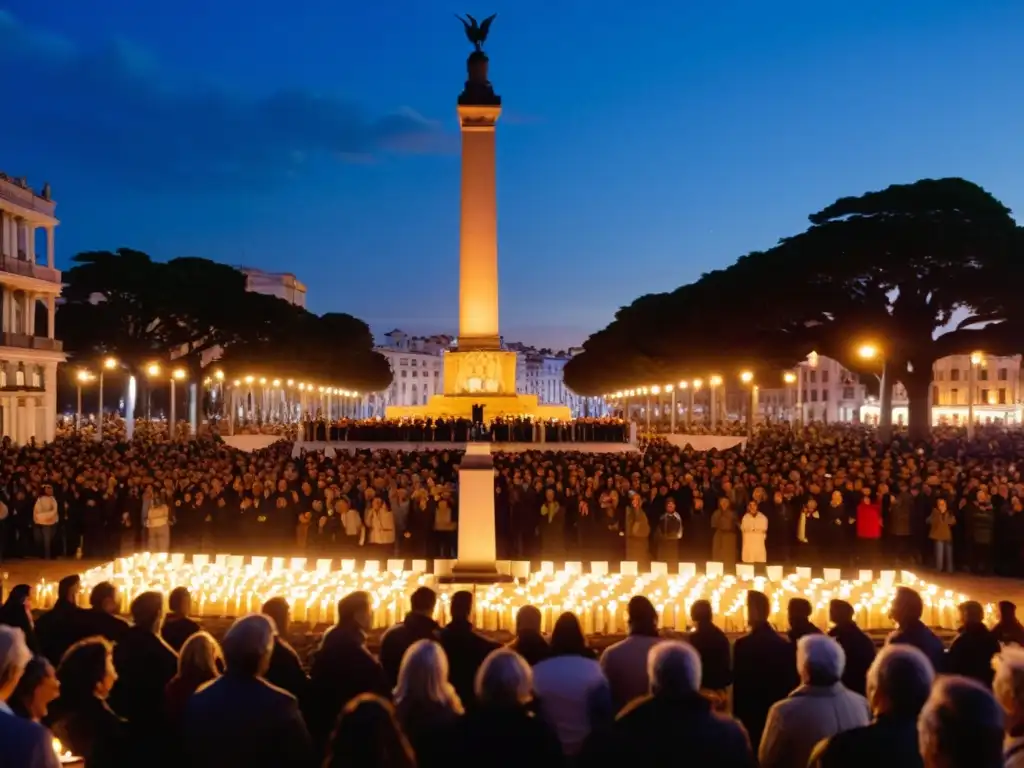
[4,2,1023,349]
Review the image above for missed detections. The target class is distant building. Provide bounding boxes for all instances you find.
[506,341,604,417]
[239,267,307,308]
[366,330,452,417]
[757,352,867,423]
[860,352,1023,426]
[0,173,64,443]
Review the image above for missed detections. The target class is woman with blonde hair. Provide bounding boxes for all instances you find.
[165,631,223,730]
[394,639,462,768]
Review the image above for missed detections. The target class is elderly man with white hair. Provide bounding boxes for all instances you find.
[0,626,60,768]
[919,676,1004,768]
[185,614,314,768]
[809,644,935,768]
[579,640,753,767]
[992,646,1024,767]
[759,634,870,768]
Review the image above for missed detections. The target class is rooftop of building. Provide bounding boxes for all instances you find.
[0,173,57,221]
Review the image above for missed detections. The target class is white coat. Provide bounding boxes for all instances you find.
[740,511,768,563]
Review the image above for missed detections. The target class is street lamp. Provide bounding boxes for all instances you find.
[75,370,94,430]
[783,371,797,425]
[94,356,119,442]
[740,371,755,438]
[170,367,186,432]
[709,374,723,430]
[858,342,891,440]
[968,351,983,439]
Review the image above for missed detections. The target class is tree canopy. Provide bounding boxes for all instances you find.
[564,178,1024,438]
[59,248,393,392]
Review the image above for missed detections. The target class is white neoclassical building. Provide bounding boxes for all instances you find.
[239,267,307,308]
[366,330,450,417]
[758,353,867,423]
[0,173,64,443]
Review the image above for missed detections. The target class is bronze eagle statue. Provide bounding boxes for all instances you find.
[455,13,496,51]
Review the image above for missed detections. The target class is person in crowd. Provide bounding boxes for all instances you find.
[759,634,870,768]
[918,676,1005,768]
[0,626,61,768]
[810,644,934,768]
[886,586,945,672]
[165,631,222,731]
[323,693,416,768]
[439,590,501,708]
[581,640,753,768]
[33,483,59,559]
[533,611,612,758]
[49,636,129,768]
[451,648,565,768]
[600,595,663,712]
[79,582,129,644]
[9,655,59,722]
[109,590,179,761]
[624,491,650,564]
[711,496,739,569]
[393,639,463,768]
[947,600,1001,687]
[261,596,309,700]
[365,495,396,559]
[686,599,732,708]
[540,487,566,558]
[733,590,798,753]
[507,604,551,667]
[827,599,876,696]
[380,585,441,688]
[145,492,171,551]
[654,495,683,562]
[987,646,1024,767]
[786,597,822,643]
[740,499,769,564]
[927,497,957,573]
[993,601,1024,647]
[35,574,83,667]
[0,584,39,654]
[855,487,883,566]
[966,488,996,574]
[161,586,202,652]
[305,591,389,754]
[185,614,314,768]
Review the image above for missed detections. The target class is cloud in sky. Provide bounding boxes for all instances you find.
[0,11,452,191]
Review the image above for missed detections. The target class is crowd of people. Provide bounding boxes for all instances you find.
[1,575,1023,768]
[299,416,630,444]
[3,422,1024,575]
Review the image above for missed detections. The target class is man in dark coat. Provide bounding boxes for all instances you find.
[78,581,129,644]
[160,587,202,652]
[35,574,84,665]
[186,614,314,768]
[261,597,309,701]
[947,600,1001,687]
[810,644,934,768]
[732,590,798,753]
[828,600,876,696]
[581,640,753,768]
[686,600,732,695]
[379,586,441,688]
[439,591,501,708]
[303,591,388,755]
[885,587,945,673]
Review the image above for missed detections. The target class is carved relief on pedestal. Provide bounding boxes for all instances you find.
[454,350,505,394]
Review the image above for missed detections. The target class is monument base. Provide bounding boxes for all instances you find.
[439,566,515,585]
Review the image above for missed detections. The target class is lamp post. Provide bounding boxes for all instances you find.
[783,371,797,425]
[858,343,891,441]
[708,375,722,430]
[170,367,186,435]
[650,386,661,431]
[75,370,94,430]
[691,379,702,431]
[666,384,675,433]
[740,370,755,438]
[968,351,983,439]
[96,356,118,442]
[145,363,161,422]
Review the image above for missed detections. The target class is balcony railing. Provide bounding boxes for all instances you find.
[0,179,56,217]
[0,333,63,351]
[0,256,60,283]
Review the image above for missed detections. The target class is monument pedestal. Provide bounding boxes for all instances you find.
[441,443,512,583]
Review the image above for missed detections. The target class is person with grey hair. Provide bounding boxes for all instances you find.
[578,641,752,768]
[809,644,934,768]
[991,646,1024,767]
[452,648,565,768]
[0,626,60,768]
[918,676,1004,768]
[185,614,314,768]
[759,634,869,768]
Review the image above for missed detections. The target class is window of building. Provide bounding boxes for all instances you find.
[401,370,407,378]
[950,387,958,405]
[981,388,990,404]
[980,368,989,381]
[821,370,829,384]
[951,369,960,382]
[822,389,828,401]
[843,387,854,400]
[810,390,818,402]
[31,368,40,388]
[999,388,1008,405]
[936,370,944,381]
[399,358,408,366]
[932,385,940,405]
[809,370,817,384]
[411,371,417,378]
[15,367,24,386]
[999,368,1009,381]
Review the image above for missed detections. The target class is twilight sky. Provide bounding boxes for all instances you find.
[4,2,1023,349]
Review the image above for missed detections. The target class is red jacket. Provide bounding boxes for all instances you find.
[856,500,882,539]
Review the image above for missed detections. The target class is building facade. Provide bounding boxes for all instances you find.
[366,330,451,417]
[860,352,1023,426]
[239,268,307,308]
[758,352,868,423]
[0,173,64,443]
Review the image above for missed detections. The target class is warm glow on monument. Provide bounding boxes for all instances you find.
[32,554,989,635]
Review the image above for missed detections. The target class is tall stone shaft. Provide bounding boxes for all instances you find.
[457,104,502,351]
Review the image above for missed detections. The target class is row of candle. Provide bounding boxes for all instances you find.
[32,552,991,633]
